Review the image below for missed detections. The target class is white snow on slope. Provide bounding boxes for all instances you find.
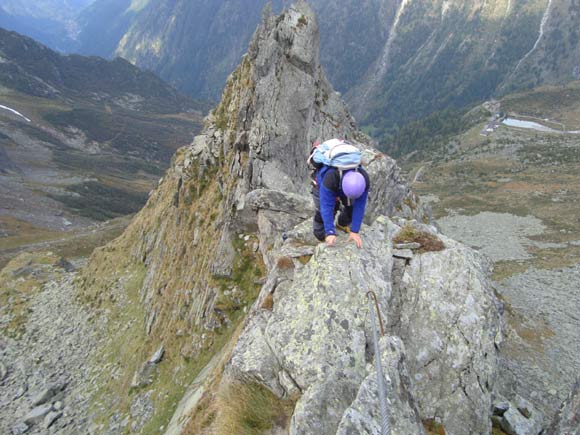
[0,104,31,122]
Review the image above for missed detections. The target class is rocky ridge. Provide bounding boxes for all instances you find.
[76,3,508,434]
[211,216,502,435]
[74,2,429,432]
[61,2,552,434]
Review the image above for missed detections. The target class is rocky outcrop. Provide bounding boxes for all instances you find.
[389,230,502,435]
[79,0,421,340]
[492,395,545,435]
[224,217,501,435]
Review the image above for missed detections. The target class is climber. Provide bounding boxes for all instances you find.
[309,139,370,248]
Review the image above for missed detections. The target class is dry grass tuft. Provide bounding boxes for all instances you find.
[214,381,294,435]
[393,224,445,253]
[261,293,274,311]
[491,419,510,435]
[297,255,312,265]
[276,256,294,270]
[423,419,446,435]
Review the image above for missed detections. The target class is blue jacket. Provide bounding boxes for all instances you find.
[316,166,370,236]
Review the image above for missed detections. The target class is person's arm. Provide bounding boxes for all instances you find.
[320,183,337,236]
[349,189,368,233]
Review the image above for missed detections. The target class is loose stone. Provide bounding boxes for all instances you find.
[149,346,165,364]
[24,404,53,425]
[11,422,29,435]
[44,411,63,429]
[394,242,421,250]
[31,384,64,406]
[393,249,414,259]
[0,361,7,381]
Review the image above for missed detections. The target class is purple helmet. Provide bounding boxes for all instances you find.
[342,171,366,199]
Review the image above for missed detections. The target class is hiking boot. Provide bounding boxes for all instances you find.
[336,223,351,234]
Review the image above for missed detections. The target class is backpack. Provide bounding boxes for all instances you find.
[307,138,361,170]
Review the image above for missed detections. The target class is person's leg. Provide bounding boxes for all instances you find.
[312,185,326,241]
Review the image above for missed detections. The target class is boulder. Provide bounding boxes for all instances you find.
[149,345,165,364]
[44,411,63,429]
[11,422,28,435]
[388,232,502,435]
[23,404,53,426]
[0,361,7,381]
[31,383,66,406]
[501,407,543,435]
[130,362,157,388]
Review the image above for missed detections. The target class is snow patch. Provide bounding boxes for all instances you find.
[0,104,31,122]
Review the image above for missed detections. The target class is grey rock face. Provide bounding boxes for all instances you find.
[178,1,420,222]
[228,313,285,397]
[336,336,425,435]
[229,218,395,434]
[546,381,580,435]
[226,217,501,435]
[388,234,502,435]
[133,1,423,338]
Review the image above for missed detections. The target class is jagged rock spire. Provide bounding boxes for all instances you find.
[196,1,359,195]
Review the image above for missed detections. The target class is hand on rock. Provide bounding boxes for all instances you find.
[325,235,337,247]
[348,232,363,248]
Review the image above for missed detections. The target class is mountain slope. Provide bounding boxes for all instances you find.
[114,0,281,99]
[348,0,556,130]
[77,0,580,142]
[75,0,135,57]
[0,0,94,51]
[0,28,203,262]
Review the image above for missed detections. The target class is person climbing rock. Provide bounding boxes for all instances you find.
[309,139,370,248]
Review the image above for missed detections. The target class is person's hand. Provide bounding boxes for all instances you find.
[348,232,363,248]
[325,235,337,247]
